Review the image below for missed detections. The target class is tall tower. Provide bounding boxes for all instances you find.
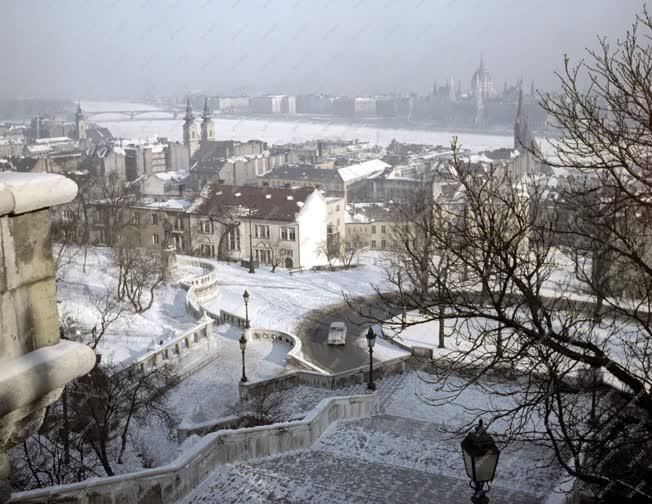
[200,97,215,142]
[514,84,536,152]
[182,98,199,158]
[75,102,87,142]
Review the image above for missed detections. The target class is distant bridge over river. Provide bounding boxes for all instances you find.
[86,108,182,121]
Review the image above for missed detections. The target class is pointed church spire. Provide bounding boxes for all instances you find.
[514,83,536,152]
[184,98,194,122]
[516,83,524,122]
[200,97,214,142]
[75,101,84,121]
[202,97,211,120]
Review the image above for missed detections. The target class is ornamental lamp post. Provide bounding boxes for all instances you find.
[461,419,501,504]
[239,332,248,383]
[243,289,250,329]
[248,207,255,274]
[365,327,376,391]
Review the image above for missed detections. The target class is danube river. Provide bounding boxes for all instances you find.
[83,100,516,151]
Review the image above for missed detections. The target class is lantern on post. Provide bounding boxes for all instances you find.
[365,327,376,391]
[239,332,248,383]
[461,419,500,504]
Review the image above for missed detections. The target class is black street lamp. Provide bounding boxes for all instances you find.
[243,289,250,329]
[365,327,376,391]
[461,419,501,504]
[248,207,255,274]
[239,332,248,383]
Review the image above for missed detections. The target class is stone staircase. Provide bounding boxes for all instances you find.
[183,446,543,504]
[182,411,553,504]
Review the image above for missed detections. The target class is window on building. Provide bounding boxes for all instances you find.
[152,234,160,245]
[136,234,142,245]
[228,226,241,251]
[62,209,74,220]
[174,235,184,251]
[327,225,333,234]
[381,225,386,234]
[130,213,141,225]
[280,226,296,241]
[152,213,159,225]
[371,225,376,234]
[255,249,272,264]
[371,240,377,248]
[200,220,213,234]
[381,239,386,248]
[200,244,215,257]
[174,216,184,231]
[254,224,270,239]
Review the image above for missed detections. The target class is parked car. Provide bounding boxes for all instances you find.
[327,321,347,345]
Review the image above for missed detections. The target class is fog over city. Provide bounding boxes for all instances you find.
[2,2,652,504]
[0,0,643,99]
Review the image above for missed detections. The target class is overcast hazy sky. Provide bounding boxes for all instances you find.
[0,0,645,100]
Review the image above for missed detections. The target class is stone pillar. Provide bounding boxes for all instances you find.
[201,311,214,338]
[0,173,96,502]
[163,244,177,276]
[0,453,10,504]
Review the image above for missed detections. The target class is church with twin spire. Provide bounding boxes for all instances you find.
[183,97,215,159]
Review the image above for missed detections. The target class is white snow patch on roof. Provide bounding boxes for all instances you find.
[337,159,390,183]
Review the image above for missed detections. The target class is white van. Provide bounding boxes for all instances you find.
[327,321,347,345]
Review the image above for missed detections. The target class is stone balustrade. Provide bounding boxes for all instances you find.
[10,394,377,504]
[128,314,214,375]
[239,354,416,401]
[175,256,219,318]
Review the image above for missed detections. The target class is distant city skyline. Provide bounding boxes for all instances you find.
[0,0,644,100]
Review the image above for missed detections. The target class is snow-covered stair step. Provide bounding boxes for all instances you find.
[313,414,560,501]
[182,449,543,504]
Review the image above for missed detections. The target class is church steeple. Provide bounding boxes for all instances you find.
[74,101,87,142]
[182,97,199,157]
[200,97,215,141]
[514,83,536,152]
[184,98,195,123]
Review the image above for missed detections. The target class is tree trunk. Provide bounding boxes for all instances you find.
[438,304,445,348]
[62,385,70,465]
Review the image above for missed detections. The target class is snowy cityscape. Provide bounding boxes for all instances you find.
[1,1,652,503]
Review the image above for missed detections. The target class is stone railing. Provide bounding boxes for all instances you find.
[239,353,416,401]
[248,328,327,374]
[127,315,214,376]
[378,325,434,359]
[218,309,247,328]
[10,394,376,504]
[175,256,219,319]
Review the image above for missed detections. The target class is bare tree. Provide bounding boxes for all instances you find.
[366,127,652,501]
[191,184,245,260]
[86,288,126,351]
[112,240,169,314]
[231,392,286,428]
[337,231,366,269]
[94,172,140,247]
[317,234,346,271]
[67,363,175,476]
[255,238,285,272]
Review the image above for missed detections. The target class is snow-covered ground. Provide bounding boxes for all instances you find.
[56,247,197,365]
[201,260,392,334]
